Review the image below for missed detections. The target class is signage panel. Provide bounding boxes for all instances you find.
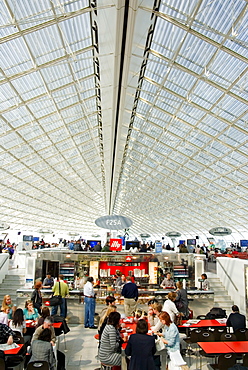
[110,238,123,251]
[155,242,162,253]
[95,215,132,230]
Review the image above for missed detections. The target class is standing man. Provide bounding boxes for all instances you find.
[51,275,69,318]
[121,276,138,316]
[84,277,97,329]
[160,272,175,289]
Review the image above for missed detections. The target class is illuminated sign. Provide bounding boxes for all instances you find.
[110,238,122,252]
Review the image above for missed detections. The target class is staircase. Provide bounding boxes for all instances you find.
[207,272,234,314]
[0,269,26,304]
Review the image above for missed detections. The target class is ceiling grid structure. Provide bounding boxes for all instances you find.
[0,0,247,239]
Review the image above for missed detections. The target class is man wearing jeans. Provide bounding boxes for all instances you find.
[84,277,97,329]
[121,276,138,316]
[51,275,69,318]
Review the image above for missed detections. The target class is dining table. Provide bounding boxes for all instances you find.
[2,343,24,355]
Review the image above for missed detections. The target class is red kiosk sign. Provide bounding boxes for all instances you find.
[110,238,122,251]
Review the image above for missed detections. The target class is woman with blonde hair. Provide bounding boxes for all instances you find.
[2,295,16,320]
[149,302,163,332]
[162,291,179,322]
[98,305,117,340]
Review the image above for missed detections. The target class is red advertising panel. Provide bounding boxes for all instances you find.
[110,238,122,251]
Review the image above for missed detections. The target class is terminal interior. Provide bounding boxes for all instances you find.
[0,0,248,369]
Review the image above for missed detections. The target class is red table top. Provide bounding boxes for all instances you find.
[225,341,248,353]
[180,319,226,328]
[198,342,232,354]
[26,320,62,328]
[4,344,23,355]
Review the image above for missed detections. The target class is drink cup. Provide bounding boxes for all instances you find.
[123,332,128,341]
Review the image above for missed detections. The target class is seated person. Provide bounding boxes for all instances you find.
[226,305,246,332]
[201,273,209,290]
[160,273,175,289]
[125,319,156,370]
[148,303,163,332]
[98,305,117,340]
[29,328,56,370]
[37,307,50,328]
[0,306,10,325]
[23,300,39,320]
[99,295,116,325]
[31,316,66,370]
[0,322,14,344]
[32,317,56,345]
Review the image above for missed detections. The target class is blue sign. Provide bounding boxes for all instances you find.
[155,242,162,253]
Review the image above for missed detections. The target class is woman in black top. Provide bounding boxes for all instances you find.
[125,319,156,370]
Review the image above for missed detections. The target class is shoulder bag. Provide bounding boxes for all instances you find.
[49,282,63,306]
[155,336,166,351]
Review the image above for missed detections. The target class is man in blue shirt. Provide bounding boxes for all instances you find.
[121,276,138,316]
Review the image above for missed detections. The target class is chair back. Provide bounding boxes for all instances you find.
[243,353,248,367]
[209,327,227,341]
[220,333,237,341]
[189,329,202,343]
[13,331,24,344]
[218,353,236,369]
[199,331,215,342]
[27,361,49,370]
[234,328,247,341]
[0,358,5,370]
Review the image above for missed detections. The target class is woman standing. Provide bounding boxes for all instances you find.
[175,281,188,319]
[99,311,122,369]
[125,319,156,370]
[23,300,39,320]
[31,281,43,314]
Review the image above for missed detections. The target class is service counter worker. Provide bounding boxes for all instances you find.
[84,277,97,329]
[51,275,69,318]
[121,276,138,317]
[160,273,175,289]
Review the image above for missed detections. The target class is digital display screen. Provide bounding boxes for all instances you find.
[240,240,248,247]
[23,235,33,242]
[187,239,196,246]
[125,241,140,250]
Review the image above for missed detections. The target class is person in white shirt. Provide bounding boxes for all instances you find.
[0,307,9,326]
[149,302,164,332]
[83,277,97,329]
[201,273,209,290]
[162,292,179,323]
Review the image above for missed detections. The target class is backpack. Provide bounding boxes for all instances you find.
[205,307,227,319]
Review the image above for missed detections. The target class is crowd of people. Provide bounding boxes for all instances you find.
[0,277,69,370]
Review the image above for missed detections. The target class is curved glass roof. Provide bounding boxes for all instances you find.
[0,0,247,239]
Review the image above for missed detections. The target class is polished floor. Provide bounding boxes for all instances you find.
[63,294,218,370]
[10,261,230,369]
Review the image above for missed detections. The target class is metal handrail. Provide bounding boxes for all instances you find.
[216,258,238,291]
